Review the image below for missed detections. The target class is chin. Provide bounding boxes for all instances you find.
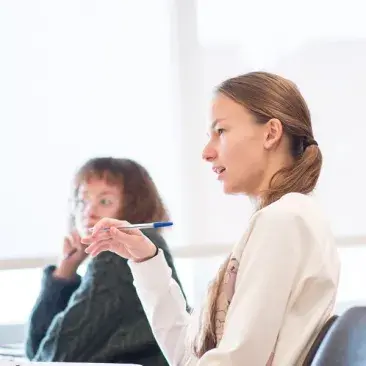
[222,181,249,195]
[222,183,239,195]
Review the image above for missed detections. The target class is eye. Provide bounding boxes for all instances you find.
[100,198,113,206]
[217,128,225,135]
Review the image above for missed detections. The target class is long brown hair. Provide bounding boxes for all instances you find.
[194,71,322,357]
[71,157,169,227]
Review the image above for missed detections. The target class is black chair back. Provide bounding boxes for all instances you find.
[302,315,338,365]
[311,307,366,366]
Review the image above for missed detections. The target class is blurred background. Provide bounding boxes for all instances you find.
[0,0,365,345]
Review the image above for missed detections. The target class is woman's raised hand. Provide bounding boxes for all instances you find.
[81,218,157,262]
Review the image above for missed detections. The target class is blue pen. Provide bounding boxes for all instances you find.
[64,222,173,260]
[88,221,173,232]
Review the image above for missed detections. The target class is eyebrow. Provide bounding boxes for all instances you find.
[79,190,118,198]
[98,190,118,196]
[210,118,226,131]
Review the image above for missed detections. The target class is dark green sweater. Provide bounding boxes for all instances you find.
[26,230,185,365]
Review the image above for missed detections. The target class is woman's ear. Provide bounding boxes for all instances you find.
[263,118,283,150]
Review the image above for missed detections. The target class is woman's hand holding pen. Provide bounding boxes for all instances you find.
[53,231,88,280]
[81,218,157,262]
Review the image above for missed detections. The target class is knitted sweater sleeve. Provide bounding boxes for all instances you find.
[26,230,183,364]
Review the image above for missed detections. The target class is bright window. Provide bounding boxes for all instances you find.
[0,0,183,261]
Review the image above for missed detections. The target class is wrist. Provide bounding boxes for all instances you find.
[134,244,159,263]
[53,262,79,280]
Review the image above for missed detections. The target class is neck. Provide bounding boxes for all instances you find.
[256,151,294,200]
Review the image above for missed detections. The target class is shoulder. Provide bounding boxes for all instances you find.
[253,193,324,230]
[243,193,333,259]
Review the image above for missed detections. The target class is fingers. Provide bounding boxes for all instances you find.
[92,218,126,236]
[64,248,78,260]
[81,231,110,247]
[81,218,146,259]
[109,227,152,259]
[83,230,113,250]
[85,229,130,255]
[67,231,86,254]
[81,218,141,244]
[119,227,143,237]
[83,227,137,258]
[109,227,143,242]
[71,231,81,243]
[88,243,111,257]
[85,237,113,255]
[91,218,143,237]
[64,236,72,250]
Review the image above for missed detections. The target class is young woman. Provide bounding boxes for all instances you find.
[26,157,184,366]
[82,72,340,365]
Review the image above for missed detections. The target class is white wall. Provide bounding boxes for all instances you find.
[0,0,186,259]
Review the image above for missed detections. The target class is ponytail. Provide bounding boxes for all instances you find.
[261,143,322,208]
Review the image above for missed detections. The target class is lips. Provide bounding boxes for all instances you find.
[212,166,226,181]
[212,166,226,174]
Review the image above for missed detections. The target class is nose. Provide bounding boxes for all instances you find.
[202,141,217,162]
[83,200,98,217]
[84,206,100,225]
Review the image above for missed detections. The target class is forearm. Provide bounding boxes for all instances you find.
[53,260,80,280]
[129,250,191,365]
[26,265,81,359]
[143,229,189,309]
